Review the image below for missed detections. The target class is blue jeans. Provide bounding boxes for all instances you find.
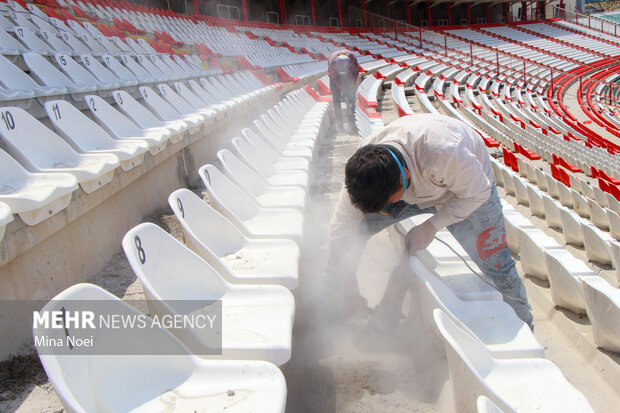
[364,185,533,328]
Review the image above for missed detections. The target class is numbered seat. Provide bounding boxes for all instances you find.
[411,257,543,359]
[217,149,306,211]
[44,100,148,171]
[122,223,295,366]
[199,165,304,244]
[111,90,187,143]
[0,148,77,225]
[52,53,119,94]
[581,277,620,353]
[35,283,287,413]
[545,248,597,314]
[433,309,594,413]
[23,52,97,96]
[0,107,118,193]
[13,26,54,55]
[198,77,241,112]
[169,188,299,289]
[84,94,169,156]
[78,54,137,88]
[134,54,170,82]
[185,79,229,118]
[100,54,139,84]
[0,27,29,56]
[138,86,203,135]
[39,30,74,55]
[96,35,124,56]
[231,137,309,189]
[57,31,92,55]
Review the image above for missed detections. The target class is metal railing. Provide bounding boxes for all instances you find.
[553,6,620,37]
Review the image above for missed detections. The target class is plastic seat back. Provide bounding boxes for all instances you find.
[217,148,268,196]
[35,283,194,413]
[168,188,245,257]
[122,222,227,303]
[199,164,259,221]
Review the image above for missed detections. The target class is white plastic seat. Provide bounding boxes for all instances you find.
[611,240,620,278]
[217,149,305,211]
[525,184,545,217]
[557,181,574,208]
[155,84,217,125]
[581,223,613,266]
[169,188,299,290]
[186,79,229,118]
[35,283,287,413]
[44,100,148,172]
[542,193,563,229]
[0,148,77,225]
[138,86,203,135]
[40,30,74,55]
[171,81,228,119]
[243,126,313,162]
[85,94,169,155]
[198,164,304,244]
[544,173,560,198]
[112,90,187,143]
[253,118,315,154]
[607,208,620,240]
[231,137,309,189]
[53,53,119,93]
[100,54,140,84]
[242,129,310,172]
[135,54,170,82]
[593,186,609,208]
[433,308,594,413]
[560,207,586,246]
[490,160,504,187]
[0,25,27,56]
[500,169,515,196]
[0,107,118,193]
[518,227,563,280]
[23,52,97,96]
[78,54,137,88]
[13,26,54,54]
[119,54,158,83]
[534,167,548,191]
[411,257,543,359]
[571,189,590,218]
[544,249,596,314]
[512,176,529,206]
[122,223,295,366]
[503,209,536,255]
[581,277,620,353]
[588,198,609,230]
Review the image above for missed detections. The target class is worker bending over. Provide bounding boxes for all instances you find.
[328,114,534,330]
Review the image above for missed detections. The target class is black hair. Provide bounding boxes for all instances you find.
[344,144,403,213]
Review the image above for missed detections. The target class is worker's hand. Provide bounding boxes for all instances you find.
[404,219,438,255]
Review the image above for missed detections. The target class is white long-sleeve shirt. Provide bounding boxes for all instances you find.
[329,114,493,280]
